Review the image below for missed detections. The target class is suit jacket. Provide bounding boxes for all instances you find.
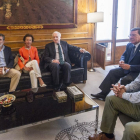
[18,46,40,69]
[44,41,80,69]
[3,46,14,68]
[120,42,140,72]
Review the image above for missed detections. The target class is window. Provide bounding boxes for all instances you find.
[96,0,113,40]
[116,0,132,39]
[96,0,133,64]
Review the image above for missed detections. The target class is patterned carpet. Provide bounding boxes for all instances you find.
[55,120,101,140]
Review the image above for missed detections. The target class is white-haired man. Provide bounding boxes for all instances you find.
[44,31,85,90]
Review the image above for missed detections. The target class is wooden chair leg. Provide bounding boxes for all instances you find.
[83,80,86,84]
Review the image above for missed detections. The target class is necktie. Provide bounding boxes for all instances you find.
[132,45,136,56]
[129,45,136,60]
[57,43,64,64]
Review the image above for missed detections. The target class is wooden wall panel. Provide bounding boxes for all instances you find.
[0,0,96,69]
[134,0,140,27]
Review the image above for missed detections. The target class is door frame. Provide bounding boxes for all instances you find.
[95,0,136,66]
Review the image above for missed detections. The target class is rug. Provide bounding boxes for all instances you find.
[55,119,101,140]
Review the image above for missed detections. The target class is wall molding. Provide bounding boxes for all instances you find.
[5,37,93,44]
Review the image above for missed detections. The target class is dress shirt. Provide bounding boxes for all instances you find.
[54,43,64,61]
[0,45,6,67]
[134,42,140,52]
[122,73,140,103]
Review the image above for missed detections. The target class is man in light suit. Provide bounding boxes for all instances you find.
[44,31,85,90]
[0,33,21,92]
[91,28,140,100]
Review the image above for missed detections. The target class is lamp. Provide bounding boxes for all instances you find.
[87,12,104,72]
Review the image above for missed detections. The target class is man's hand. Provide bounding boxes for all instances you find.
[4,67,8,70]
[52,59,60,64]
[80,49,86,53]
[24,66,32,72]
[119,63,130,70]
[111,83,121,94]
[119,60,124,66]
[111,83,126,98]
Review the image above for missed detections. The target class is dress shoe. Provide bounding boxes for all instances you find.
[89,133,115,140]
[53,84,60,91]
[60,82,72,90]
[91,92,106,100]
[64,82,72,87]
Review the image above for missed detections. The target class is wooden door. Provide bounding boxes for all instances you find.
[96,43,106,70]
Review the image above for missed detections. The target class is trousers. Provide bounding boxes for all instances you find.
[23,60,41,88]
[0,68,21,92]
[100,95,140,140]
[49,62,71,85]
[99,67,139,95]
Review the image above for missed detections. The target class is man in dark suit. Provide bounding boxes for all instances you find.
[91,28,140,100]
[0,33,21,92]
[44,31,86,89]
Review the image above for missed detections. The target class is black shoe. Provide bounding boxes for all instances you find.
[61,82,72,90]
[91,92,106,100]
[60,83,67,90]
[53,85,60,91]
[65,82,72,87]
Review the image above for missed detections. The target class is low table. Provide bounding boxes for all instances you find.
[0,84,99,133]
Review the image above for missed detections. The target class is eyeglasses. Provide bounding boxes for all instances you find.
[128,34,138,38]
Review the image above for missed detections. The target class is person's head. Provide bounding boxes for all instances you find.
[23,34,34,48]
[129,28,140,45]
[0,34,5,48]
[52,31,61,44]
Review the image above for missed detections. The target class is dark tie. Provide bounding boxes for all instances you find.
[57,43,64,64]
[132,46,136,56]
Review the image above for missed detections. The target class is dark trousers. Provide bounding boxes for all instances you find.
[49,62,71,85]
[99,67,139,95]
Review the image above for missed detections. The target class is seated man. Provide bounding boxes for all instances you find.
[0,33,21,92]
[89,74,140,140]
[44,31,86,90]
[91,27,140,100]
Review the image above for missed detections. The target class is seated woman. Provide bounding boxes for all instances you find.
[18,34,46,88]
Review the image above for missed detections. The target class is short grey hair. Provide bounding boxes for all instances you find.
[52,31,61,37]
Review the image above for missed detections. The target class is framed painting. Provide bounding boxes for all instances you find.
[0,0,77,30]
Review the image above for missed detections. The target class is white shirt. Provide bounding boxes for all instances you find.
[54,43,64,61]
[0,46,6,67]
[134,42,140,52]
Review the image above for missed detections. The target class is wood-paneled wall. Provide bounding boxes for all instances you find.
[0,0,96,69]
[134,0,140,27]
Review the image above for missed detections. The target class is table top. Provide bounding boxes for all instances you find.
[0,84,99,132]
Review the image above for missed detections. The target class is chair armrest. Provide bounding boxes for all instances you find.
[69,50,91,81]
[69,50,91,67]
